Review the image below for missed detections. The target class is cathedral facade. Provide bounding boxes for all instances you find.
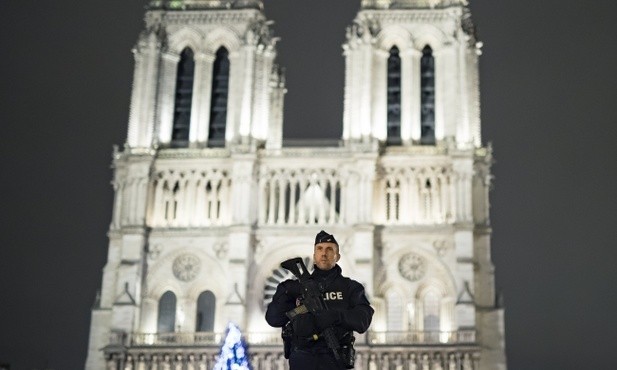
[85,1,506,369]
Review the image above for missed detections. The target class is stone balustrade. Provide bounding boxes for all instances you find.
[103,330,480,369]
[103,345,480,370]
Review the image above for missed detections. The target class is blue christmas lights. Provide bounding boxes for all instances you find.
[213,323,252,370]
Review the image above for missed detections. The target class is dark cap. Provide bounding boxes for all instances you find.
[315,230,338,246]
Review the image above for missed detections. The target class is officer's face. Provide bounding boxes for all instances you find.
[313,242,340,271]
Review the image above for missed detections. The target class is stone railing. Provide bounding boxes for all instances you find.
[109,330,474,348]
[103,341,480,370]
[109,332,283,347]
[366,330,476,345]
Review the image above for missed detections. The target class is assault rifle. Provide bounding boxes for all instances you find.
[281,257,354,369]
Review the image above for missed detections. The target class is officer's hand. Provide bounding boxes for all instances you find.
[292,313,317,337]
[282,280,303,298]
[314,310,342,330]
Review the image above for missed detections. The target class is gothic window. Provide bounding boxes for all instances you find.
[164,181,180,222]
[195,291,216,332]
[386,290,404,331]
[421,178,432,222]
[387,46,402,145]
[423,289,440,333]
[420,45,435,145]
[171,48,195,148]
[385,178,400,223]
[208,47,230,147]
[157,291,177,333]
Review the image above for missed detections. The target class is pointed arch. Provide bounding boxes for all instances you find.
[376,25,414,51]
[195,290,216,332]
[168,27,203,55]
[204,28,242,55]
[208,47,230,147]
[157,290,177,333]
[420,45,435,145]
[171,48,195,148]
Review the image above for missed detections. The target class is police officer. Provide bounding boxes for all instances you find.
[265,230,374,369]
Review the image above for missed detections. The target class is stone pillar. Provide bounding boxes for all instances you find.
[157,51,180,145]
[192,51,215,145]
[128,31,160,149]
[371,48,388,141]
[408,49,422,143]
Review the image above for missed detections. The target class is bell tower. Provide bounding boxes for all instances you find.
[343,0,481,148]
[85,1,285,369]
[126,0,285,151]
[342,1,506,369]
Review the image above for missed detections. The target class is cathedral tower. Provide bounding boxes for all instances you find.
[85,1,285,369]
[86,0,506,369]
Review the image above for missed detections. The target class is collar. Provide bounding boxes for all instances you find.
[311,264,341,280]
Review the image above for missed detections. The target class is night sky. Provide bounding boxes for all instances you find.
[1,1,616,369]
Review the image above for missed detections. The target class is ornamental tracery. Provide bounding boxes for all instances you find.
[172,253,201,282]
[398,252,426,281]
[379,165,456,224]
[150,168,231,227]
[258,168,343,226]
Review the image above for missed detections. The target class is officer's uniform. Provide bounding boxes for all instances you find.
[265,232,374,370]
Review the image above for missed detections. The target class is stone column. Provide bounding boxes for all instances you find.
[371,49,388,141]
[407,49,422,143]
[128,31,160,149]
[157,51,180,145]
[192,51,215,145]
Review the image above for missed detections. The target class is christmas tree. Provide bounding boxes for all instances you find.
[213,323,252,370]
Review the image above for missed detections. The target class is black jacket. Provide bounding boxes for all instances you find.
[265,264,374,349]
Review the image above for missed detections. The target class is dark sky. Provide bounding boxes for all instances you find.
[1,1,616,369]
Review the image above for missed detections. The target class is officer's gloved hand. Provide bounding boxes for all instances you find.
[314,310,342,331]
[282,280,303,298]
[292,313,317,337]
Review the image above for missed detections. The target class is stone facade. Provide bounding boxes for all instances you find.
[85,0,506,369]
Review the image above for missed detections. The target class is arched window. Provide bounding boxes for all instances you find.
[385,178,400,223]
[171,48,195,148]
[420,45,435,145]
[157,291,177,333]
[387,46,402,145]
[423,289,440,332]
[208,47,230,147]
[195,290,216,332]
[386,290,404,331]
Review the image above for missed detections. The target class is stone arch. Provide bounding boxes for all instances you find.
[376,25,414,52]
[379,242,456,297]
[168,26,204,54]
[145,248,226,301]
[384,285,407,331]
[414,277,454,333]
[204,27,242,55]
[378,242,456,332]
[410,24,449,52]
[148,280,183,303]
